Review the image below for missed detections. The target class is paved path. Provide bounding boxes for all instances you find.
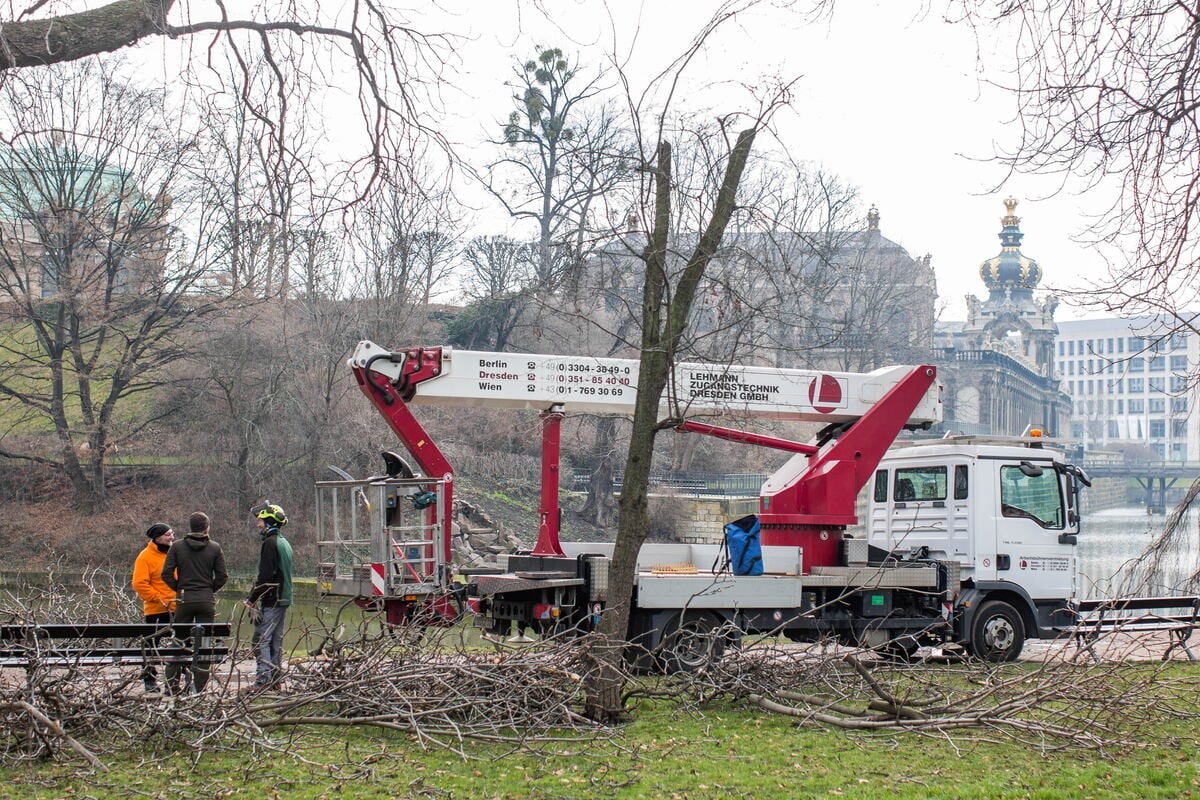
[1020,628,1196,663]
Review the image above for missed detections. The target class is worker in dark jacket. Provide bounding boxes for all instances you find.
[244,502,293,691]
[161,511,228,693]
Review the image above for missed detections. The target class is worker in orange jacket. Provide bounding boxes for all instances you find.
[132,522,176,693]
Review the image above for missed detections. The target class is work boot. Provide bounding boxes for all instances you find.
[241,681,273,697]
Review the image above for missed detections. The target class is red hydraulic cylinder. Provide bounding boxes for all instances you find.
[758,365,938,571]
[676,419,820,454]
[533,407,566,556]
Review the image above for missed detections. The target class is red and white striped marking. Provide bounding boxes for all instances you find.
[370,563,386,595]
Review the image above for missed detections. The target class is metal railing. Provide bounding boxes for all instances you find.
[314,476,448,598]
[570,469,767,497]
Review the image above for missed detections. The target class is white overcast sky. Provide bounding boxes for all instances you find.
[429,0,1109,322]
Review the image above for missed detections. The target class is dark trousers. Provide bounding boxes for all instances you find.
[171,600,216,692]
[141,611,173,686]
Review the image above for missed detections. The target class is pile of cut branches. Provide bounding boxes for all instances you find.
[232,631,606,752]
[4,571,1200,771]
[0,630,621,769]
[649,637,1200,755]
[0,576,621,770]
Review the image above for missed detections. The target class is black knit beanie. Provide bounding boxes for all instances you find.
[146,523,171,539]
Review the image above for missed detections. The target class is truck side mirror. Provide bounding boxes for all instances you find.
[1052,461,1092,488]
[1018,461,1043,477]
[1074,466,1092,488]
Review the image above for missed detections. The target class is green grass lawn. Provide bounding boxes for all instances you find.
[1,674,1197,800]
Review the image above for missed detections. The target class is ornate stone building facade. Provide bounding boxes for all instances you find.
[935,199,1071,436]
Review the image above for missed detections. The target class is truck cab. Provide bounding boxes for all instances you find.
[866,437,1087,655]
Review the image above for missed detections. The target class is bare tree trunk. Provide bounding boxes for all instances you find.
[671,431,700,472]
[235,444,254,516]
[579,417,619,528]
[0,0,175,70]
[59,438,102,512]
[589,129,757,720]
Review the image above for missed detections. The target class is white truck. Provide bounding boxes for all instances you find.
[316,341,1096,668]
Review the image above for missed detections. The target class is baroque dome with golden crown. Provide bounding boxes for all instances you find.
[978,197,1042,294]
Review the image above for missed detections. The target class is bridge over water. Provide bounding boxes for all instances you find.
[1083,459,1200,513]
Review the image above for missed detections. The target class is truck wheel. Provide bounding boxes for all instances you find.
[660,611,725,673]
[969,601,1025,661]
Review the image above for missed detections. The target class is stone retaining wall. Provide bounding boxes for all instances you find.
[1081,477,1128,514]
[673,496,758,544]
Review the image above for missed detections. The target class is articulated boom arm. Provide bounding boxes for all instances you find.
[350,343,456,563]
[759,366,939,522]
[350,341,942,422]
[349,341,942,563]
[753,365,939,569]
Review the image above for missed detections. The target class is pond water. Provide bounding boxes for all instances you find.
[1077,506,1200,599]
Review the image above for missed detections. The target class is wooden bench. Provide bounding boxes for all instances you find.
[0,622,232,671]
[1056,596,1200,663]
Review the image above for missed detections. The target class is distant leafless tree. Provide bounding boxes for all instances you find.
[190,56,328,301]
[0,60,236,510]
[190,308,291,517]
[290,225,346,301]
[448,235,537,351]
[576,416,623,528]
[348,156,462,341]
[714,165,861,361]
[487,47,634,295]
[818,243,936,372]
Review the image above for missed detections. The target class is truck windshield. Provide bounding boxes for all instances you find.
[999,465,1064,529]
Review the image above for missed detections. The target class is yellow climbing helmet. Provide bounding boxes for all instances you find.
[251,502,288,527]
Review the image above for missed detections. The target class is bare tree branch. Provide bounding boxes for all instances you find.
[0,0,172,69]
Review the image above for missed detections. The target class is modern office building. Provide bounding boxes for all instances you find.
[1056,317,1199,461]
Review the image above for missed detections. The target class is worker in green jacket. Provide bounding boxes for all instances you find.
[244,502,293,692]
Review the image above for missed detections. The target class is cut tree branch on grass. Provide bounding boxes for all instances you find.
[2,701,107,772]
[656,641,1200,754]
[2,573,1199,773]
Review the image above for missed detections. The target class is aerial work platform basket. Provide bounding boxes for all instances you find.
[315,475,450,600]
